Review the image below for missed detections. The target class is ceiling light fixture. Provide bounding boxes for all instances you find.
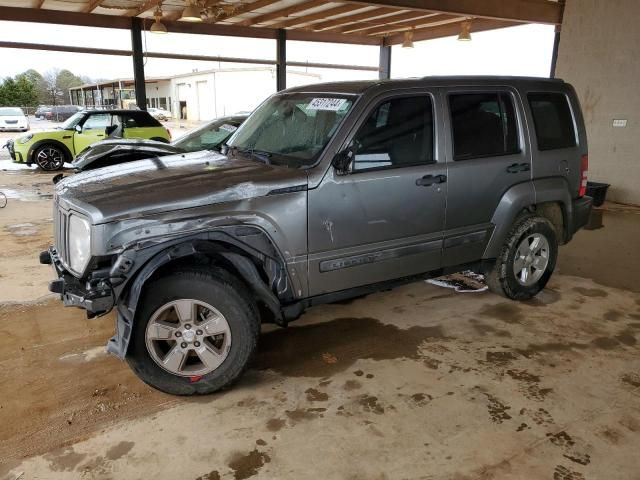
[402,30,414,49]
[150,4,168,34]
[458,19,472,41]
[181,1,203,22]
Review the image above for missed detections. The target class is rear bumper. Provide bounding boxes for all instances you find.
[570,196,593,235]
[40,247,114,317]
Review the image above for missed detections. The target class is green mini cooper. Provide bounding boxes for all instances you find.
[9,109,171,171]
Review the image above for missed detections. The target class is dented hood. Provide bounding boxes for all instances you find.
[55,150,307,224]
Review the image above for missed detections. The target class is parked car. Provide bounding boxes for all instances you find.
[35,105,52,119]
[70,114,246,172]
[42,77,592,395]
[0,107,29,132]
[9,109,171,171]
[147,107,172,121]
[46,105,81,122]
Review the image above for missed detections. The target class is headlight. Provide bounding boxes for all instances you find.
[17,134,33,144]
[69,215,91,274]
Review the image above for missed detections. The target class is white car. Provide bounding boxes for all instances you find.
[147,107,172,121]
[0,107,29,132]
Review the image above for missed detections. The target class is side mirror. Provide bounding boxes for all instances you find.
[332,147,354,175]
[75,124,82,133]
[105,125,118,137]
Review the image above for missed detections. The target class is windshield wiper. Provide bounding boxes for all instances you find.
[231,146,272,165]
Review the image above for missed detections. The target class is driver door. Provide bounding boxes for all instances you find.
[74,113,111,155]
[307,91,447,296]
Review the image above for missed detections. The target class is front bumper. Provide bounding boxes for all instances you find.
[41,247,114,317]
[570,196,593,235]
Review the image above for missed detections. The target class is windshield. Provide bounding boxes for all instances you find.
[174,117,244,152]
[0,108,24,116]
[61,112,85,130]
[227,93,354,168]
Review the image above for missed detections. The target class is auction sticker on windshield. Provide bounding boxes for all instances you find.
[307,98,347,111]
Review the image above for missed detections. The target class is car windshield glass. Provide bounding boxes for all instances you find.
[227,93,354,167]
[0,108,23,116]
[174,118,242,152]
[61,112,84,129]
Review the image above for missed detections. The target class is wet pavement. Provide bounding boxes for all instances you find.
[0,167,639,480]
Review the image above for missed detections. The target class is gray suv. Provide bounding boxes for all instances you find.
[42,77,592,395]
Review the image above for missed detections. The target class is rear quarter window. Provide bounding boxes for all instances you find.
[528,93,577,150]
[121,112,162,128]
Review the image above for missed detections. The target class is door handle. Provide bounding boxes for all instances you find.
[506,162,530,173]
[96,134,104,137]
[416,174,447,186]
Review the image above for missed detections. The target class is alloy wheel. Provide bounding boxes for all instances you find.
[513,233,550,286]
[145,299,232,377]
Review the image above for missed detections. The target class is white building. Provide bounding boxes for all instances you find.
[70,67,321,121]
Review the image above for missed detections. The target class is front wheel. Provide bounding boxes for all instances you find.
[126,268,259,395]
[485,215,558,300]
[34,144,66,171]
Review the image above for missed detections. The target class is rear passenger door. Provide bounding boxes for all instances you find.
[443,87,530,266]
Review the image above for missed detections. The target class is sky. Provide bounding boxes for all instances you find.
[0,21,555,83]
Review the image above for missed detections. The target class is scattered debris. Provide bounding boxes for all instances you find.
[427,270,488,293]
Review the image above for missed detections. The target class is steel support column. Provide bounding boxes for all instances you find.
[276,29,286,91]
[379,44,391,80]
[549,25,560,78]
[130,17,147,110]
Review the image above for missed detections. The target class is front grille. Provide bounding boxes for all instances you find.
[4,120,18,125]
[55,205,70,268]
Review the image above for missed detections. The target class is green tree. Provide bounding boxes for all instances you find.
[17,69,48,105]
[42,69,84,105]
[0,75,38,108]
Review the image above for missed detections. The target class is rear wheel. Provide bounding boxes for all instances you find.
[126,268,259,395]
[34,144,66,171]
[486,215,558,300]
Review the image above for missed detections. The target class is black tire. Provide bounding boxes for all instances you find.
[485,215,558,300]
[126,268,259,395]
[33,144,67,171]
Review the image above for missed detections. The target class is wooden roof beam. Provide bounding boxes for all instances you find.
[129,0,162,16]
[83,0,103,13]
[269,4,369,29]
[384,18,517,45]
[239,0,326,27]
[212,0,282,23]
[311,7,399,31]
[335,11,439,34]
[360,14,465,36]
[347,0,562,25]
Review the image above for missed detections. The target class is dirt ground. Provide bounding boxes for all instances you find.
[1,163,639,480]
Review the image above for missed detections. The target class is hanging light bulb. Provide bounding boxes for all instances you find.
[402,30,414,49]
[181,0,203,22]
[150,4,168,34]
[458,19,472,41]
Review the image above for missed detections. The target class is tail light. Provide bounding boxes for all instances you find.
[579,154,588,197]
[166,128,172,140]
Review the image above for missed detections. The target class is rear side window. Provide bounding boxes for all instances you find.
[528,93,576,150]
[351,95,434,171]
[120,112,162,128]
[449,93,519,160]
